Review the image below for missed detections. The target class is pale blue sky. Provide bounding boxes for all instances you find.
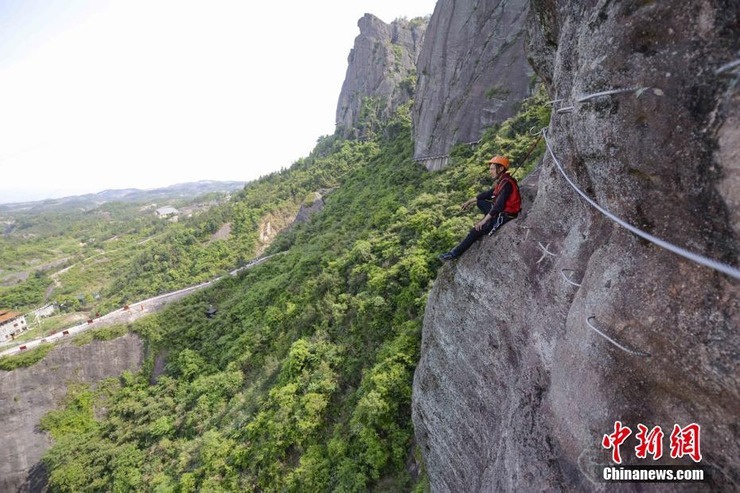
[0,1,437,204]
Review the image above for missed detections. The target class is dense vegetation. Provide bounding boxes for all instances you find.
[0,342,54,371]
[0,192,238,314]
[34,89,549,492]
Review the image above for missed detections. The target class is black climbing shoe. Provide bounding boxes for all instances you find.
[438,252,458,261]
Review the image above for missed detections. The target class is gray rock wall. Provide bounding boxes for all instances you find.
[412,0,533,167]
[0,334,145,493]
[336,14,426,138]
[413,1,739,491]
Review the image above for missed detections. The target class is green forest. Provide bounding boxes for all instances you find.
[0,191,243,315]
[4,89,549,492]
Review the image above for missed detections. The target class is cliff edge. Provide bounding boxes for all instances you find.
[413,1,739,491]
[0,334,145,493]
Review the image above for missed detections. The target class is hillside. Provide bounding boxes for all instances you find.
[1,93,548,491]
[0,181,251,322]
[1,0,737,491]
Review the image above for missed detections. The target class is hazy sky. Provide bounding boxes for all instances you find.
[0,0,437,204]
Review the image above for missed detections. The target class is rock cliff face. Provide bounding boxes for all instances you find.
[413,0,533,169]
[413,1,739,491]
[336,14,427,138]
[0,334,145,493]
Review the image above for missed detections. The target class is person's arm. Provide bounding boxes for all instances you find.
[474,182,512,231]
[477,188,494,201]
[461,188,494,210]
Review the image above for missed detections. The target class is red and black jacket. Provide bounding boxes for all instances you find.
[477,173,521,216]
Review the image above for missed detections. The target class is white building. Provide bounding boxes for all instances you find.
[31,303,56,319]
[0,309,28,341]
[155,206,179,218]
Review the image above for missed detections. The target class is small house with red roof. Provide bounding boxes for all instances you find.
[0,309,28,341]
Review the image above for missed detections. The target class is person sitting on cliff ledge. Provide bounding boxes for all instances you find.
[439,155,521,261]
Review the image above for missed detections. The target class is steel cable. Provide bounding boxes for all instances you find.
[542,128,740,280]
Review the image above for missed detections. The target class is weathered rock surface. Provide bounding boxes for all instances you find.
[413,0,533,169]
[294,191,326,224]
[413,1,739,491]
[0,334,145,493]
[336,14,427,138]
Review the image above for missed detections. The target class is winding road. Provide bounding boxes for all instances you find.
[0,254,277,358]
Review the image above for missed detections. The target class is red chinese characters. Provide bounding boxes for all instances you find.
[603,422,702,464]
[635,424,664,460]
[669,423,702,463]
[602,421,632,464]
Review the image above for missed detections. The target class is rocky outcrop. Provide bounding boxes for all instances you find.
[336,14,427,138]
[413,1,739,491]
[259,220,275,245]
[412,0,533,169]
[294,191,326,224]
[0,334,145,493]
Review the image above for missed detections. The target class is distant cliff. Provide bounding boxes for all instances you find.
[413,1,739,491]
[0,334,145,493]
[335,14,427,138]
[413,0,533,169]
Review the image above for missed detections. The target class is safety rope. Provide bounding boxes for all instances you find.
[542,128,740,280]
[576,86,648,103]
[509,128,544,181]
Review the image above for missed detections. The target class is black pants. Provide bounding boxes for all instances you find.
[451,199,514,257]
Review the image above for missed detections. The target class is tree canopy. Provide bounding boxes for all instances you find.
[35,89,550,492]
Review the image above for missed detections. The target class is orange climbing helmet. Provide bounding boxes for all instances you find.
[489,155,510,169]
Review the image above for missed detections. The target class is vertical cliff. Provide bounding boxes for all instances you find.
[413,1,739,491]
[0,334,145,493]
[335,14,427,138]
[412,0,534,169]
